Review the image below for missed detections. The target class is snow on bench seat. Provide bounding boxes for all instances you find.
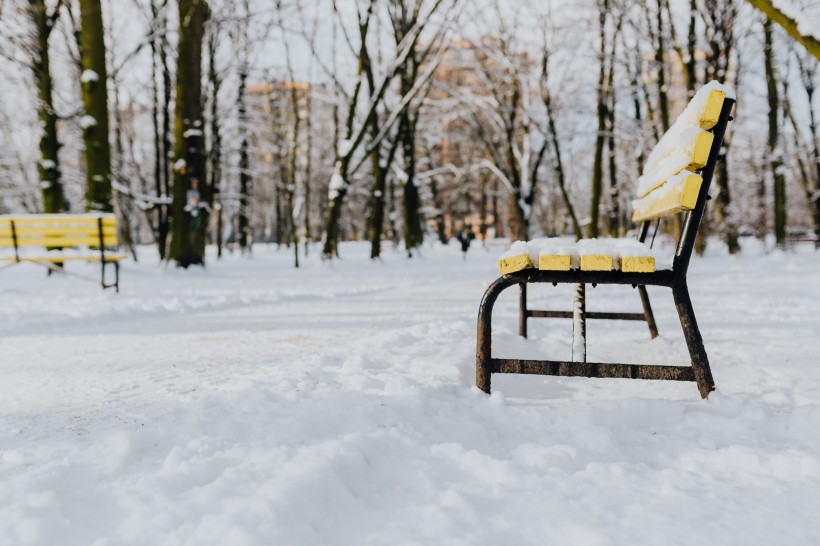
[497,238,657,274]
[538,238,578,271]
[498,241,536,275]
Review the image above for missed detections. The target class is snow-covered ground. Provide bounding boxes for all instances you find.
[1,240,819,545]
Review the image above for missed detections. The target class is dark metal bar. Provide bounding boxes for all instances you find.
[638,221,650,243]
[637,286,659,339]
[672,282,714,398]
[528,310,647,321]
[519,283,527,339]
[490,358,696,382]
[476,275,518,393]
[499,268,676,287]
[10,219,19,262]
[98,217,107,290]
[674,98,735,274]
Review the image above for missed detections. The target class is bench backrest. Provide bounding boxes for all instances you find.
[630,82,735,273]
[0,214,119,249]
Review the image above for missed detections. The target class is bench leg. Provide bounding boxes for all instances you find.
[638,285,659,339]
[672,283,715,398]
[477,276,517,394]
[572,283,586,363]
[100,261,120,292]
[519,283,528,339]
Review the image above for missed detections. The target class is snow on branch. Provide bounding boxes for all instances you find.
[749,0,820,60]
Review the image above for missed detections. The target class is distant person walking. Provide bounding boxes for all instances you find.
[455,227,475,260]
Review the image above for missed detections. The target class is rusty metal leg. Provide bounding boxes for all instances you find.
[477,276,517,394]
[672,282,715,398]
[519,283,528,339]
[638,285,659,339]
[572,283,586,363]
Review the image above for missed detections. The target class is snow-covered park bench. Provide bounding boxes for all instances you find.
[477,82,735,399]
[0,213,125,291]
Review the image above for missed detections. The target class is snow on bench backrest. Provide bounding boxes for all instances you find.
[631,81,733,223]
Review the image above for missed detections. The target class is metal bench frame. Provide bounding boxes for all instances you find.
[476,98,735,399]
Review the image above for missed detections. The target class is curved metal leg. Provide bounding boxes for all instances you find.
[477,275,518,393]
[672,282,715,398]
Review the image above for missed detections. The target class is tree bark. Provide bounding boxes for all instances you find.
[764,20,787,248]
[159,3,172,257]
[237,63,251,253]
[589,0,608,238]
[30,0,66,213]
[206,26,223,259]
[169,0,210,267]
[78,0,112,212]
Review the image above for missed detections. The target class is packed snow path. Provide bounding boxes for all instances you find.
[1,241,819,545]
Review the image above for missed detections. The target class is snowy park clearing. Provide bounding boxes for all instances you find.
[1,240,820,545]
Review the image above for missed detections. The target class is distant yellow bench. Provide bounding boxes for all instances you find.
[0,214,126,290]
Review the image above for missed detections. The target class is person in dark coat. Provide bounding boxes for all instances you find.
[455,226,475,260]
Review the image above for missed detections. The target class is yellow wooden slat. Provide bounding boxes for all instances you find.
[687,131,714,171]
[0,226,117,237]
[580,255,613,271]
[699,89,726,130]
[636,130,715,199]
[0,254,127,263]
[538,254,572,271]
[498,254,534,275]
[632,174,703,223]
[0,236,119,247]
[0,215,117,227]
[621,256,655,273]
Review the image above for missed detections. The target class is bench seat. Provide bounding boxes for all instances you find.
[498,238,662,275]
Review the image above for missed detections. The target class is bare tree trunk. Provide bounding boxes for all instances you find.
[206,26,223,259]
[764,20,786,248]
[79,0,112,212]
[685,0,697,98]
[589,0,608,238]
[322,0,375,259]
[169,0,210,267]
[796,54,820,244]
[605,16,622,237]
[29,0,66,213]
[304,85,313,255]
[237,63,251,253]
[149,0,165,257]
[542,65,581,239]
[159,5,172,257]
[492,179,503,239]
[702,0,739,254]
[655,0,670,132]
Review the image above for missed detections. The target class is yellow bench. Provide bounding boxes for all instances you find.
[0,213,126,290]
[480,82,735,399]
